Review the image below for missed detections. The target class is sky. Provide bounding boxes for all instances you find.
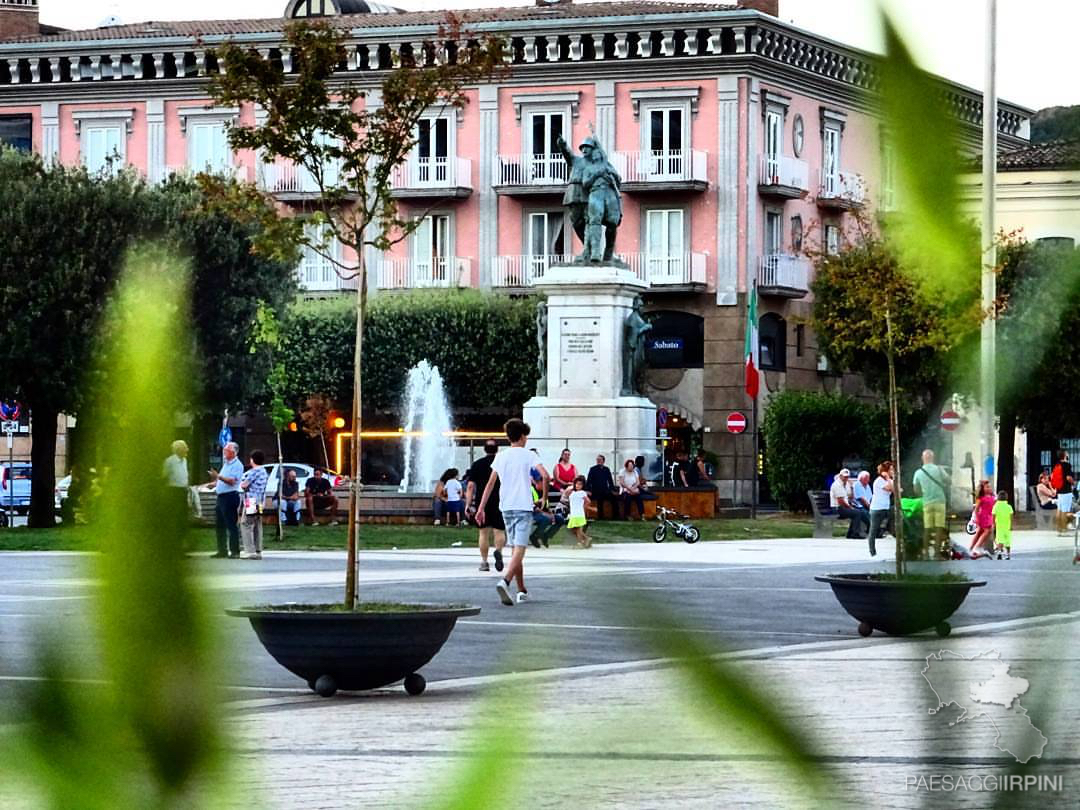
[34,0,1079,111]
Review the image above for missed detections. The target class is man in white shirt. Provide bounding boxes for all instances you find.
[162,439,190,531]
[829,467,868,539]
[477,418,547,606]
[210,441,244,559]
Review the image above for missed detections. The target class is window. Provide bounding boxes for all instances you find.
[764,210,782,256]
[825,224,840,255]
[414,214,452,282]
[763,108,782,183]
[822,126,841,195]
[880,139,896,210]
[791,215,803,253]
[0,115,31,152]
[290,0,330,17]
[83,125,124,175]
[298,222,340,291]
[527,110,565,182]
[645,208,685,281]
[759,312,786,371]
[795,323,804,357]
[415,116,449,185]
[1036,236,1075,250]
[648,107,684,177]
[527,210,567,276]
[188,121,231,174]
[644,310,704,369]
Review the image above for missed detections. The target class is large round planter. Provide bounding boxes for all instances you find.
[814,574,986,637]
[227,605,480,696]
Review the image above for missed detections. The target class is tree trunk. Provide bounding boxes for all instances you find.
[275,430,284,542]
[885,311,905,577]
[345,247,366,609]
[28,405,59,528]
[997,409,1016,504]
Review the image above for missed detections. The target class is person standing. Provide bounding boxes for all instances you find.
[830,467,868,539]
[162,440,190,531]
[210,441,244,559]
[586,454,618,520]
[992,490,1014,560]
[912,449,951,558]
[867,462,893,557]
[477,419,546,606]
[969,480,996,558]
[443,468,464,527]
[1052,450,1074,534]
[466,440,505,572]
[618,458,645,520]
[567,476,592,548]
[239,449,268,560]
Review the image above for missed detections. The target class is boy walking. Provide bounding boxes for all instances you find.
[477,419,547,606]
[992,490,1014,560]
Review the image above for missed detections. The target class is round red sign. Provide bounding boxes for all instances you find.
[940,410,961,431]
[727,412,747,434]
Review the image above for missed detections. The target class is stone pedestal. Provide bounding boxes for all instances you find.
[523,264,657,472]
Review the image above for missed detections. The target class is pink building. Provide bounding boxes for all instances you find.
[0,0,1030,500]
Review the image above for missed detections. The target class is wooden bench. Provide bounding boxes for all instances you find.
[1029,485,1057,530]
[807,490,839,538]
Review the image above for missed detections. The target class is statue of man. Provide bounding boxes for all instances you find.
[556,134,622,263]
[535,300,548,396]
[622,297,652,396]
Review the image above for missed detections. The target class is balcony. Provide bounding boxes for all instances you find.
[257,158,352,201]
[817,171,865,210]
[153,164,246,184]
[493,154,568,195]
[491,254,573,287]
[390,156,472,199]
[376,257,472,290]
[758,155,809,199]
[623,251,707,289]
[757,254,811,299]
[614,149,708,192]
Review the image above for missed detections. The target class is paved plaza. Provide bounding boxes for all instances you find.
[2,532,1078,807]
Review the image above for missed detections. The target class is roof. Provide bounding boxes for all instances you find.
[5,2,739,44]
[995,139,1080,171]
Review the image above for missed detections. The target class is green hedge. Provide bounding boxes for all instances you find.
[280,290,539,412]
[762,391,924,511]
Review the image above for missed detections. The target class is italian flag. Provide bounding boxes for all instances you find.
[744,284,759,400]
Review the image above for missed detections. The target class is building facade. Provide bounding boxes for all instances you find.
[0,0,1031,500]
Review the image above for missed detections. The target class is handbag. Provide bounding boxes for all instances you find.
[964,507,977,536]
[244,495,260,515]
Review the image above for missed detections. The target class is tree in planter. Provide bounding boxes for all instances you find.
[209,20,503,606]
[251,303,295,542]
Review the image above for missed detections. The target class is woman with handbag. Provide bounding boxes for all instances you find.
[240,449,268,560]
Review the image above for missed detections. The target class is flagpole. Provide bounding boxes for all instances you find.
[752,392,758,521]
[749,281,758,521]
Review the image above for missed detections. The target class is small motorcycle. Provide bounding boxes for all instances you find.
[652,506,700,544]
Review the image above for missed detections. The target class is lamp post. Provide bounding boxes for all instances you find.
[980,0,997,485]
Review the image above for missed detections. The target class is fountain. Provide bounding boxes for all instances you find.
[398,360,454,493]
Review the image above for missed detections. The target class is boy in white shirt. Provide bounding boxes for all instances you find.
[477,419,548,605]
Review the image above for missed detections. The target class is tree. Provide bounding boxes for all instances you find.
[209,19,503,606]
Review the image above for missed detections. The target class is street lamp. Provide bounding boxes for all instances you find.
[980,0,997,484]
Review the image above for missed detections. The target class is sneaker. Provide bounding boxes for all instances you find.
[996,552,1002,560]
[248,553,262,560]
[1006,553,1011,560]
[516,591,529,604]
[433,520,441,526]
[479,562,490,572]
[541,535,550,549]
[493,548,504,572]
[495,579,514,606]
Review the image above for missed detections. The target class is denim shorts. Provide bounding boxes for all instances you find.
[502,510,533,548]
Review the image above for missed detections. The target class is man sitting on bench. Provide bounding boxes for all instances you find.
[830,467,869,539]
[304,468,337,525]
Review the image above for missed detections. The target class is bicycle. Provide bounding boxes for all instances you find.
[652,506,700,544]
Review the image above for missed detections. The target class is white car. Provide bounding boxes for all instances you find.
[261,463,345,499]
[55,474,72,512]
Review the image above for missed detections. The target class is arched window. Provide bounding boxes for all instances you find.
[1036,236,1075,250]
[759,312,786,371]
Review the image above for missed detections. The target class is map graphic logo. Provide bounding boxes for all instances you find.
[922,650,1047,763]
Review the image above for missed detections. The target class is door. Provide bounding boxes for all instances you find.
[764,109,782,184]
[83,125,122,174]
[528,111,565,183]
[648,107,684,178]
[189,121,230,174]
[645,209,685,284]
[415,214,450,285]
[416,117,449,185]
[763,211,782,285]
[527,211,566,283]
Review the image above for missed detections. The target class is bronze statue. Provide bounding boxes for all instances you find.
[535,300,548,396]
[621,297,652,396]
[556,134,622,264]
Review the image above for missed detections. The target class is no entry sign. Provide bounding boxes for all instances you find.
[940,410,961,431]
[727,412,747,434]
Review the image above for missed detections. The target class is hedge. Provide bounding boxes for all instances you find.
[279,290,540,413]
[762,390,924,511]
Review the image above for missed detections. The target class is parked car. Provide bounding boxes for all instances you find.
[0,463,32,515]
[193,462,344,501]
[55,474,72,513]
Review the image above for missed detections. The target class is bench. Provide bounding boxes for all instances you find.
[807,490,839,538]
[1029,485,1057,530]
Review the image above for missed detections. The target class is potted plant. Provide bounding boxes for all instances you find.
[208,20,503,695]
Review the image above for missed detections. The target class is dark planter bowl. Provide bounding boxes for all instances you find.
[814,574,986,637]
[226,605,480,696]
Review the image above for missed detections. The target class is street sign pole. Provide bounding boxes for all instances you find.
[6,427,13,526]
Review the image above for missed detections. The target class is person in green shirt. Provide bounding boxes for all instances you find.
[913,449,951,559]
[992,490,1014,560]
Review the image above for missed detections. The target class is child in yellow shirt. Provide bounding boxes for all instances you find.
[992,490,1014,560]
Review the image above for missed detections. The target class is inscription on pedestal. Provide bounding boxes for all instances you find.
[559,317,601,386]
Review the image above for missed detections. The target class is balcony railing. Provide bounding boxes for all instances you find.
[376,257,471,290]
[613,149,707,186]
[494,153,569,188]
[622,251,707,287]
[390,156,472,193]
[817,170,865,208]
[758,154,809,196]
[491,254,573,287]
[154,163,245,184]
[258,158,343,195]
[757,253,810,297]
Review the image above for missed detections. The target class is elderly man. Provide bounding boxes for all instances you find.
[162,439,190,530]
[830,467,869,539]
[210,442,244,559]
[586,454,618,520]
[913,449,951,557]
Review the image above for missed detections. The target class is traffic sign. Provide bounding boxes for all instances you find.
[0,402,19,421]
[658,408,669,428]
[726,412,747,434]
[658,428,669,438]
[1,421,16,434]
[940,410,961,431]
